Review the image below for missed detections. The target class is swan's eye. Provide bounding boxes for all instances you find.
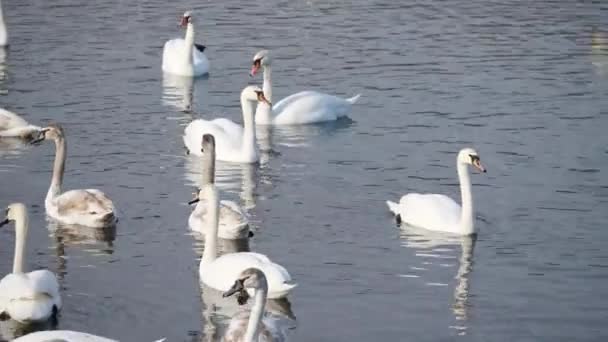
[469,154,480,163]
[253,59,261,67]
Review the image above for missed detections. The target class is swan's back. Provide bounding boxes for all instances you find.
[13,330,118,342]
[49,189,116,227]
[0,108,29,129]
[0,270,61,322]
[272,91,354,125]
[398,193,462,233]
[183,119,243,159]
[162,38,209,76]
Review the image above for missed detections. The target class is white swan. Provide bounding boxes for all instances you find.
[198,162,296,299]
[0,203,62,323]
[162,11,209,77]
[34,124,117,227]
[189,134,251,240]
[222,268,288,342]
[0,108,41,141]
[386,148,487,235]
[183,85,270,163]
[0,0,7,47]
[13,330,166,342]
[250,50,360,125]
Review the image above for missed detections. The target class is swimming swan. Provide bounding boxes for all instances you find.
[0,203,62,323]
[13,330,166,342]
[183,85,271,163]
[222,268,287,342]
[33,124,117,227]
[386,148,487,235]
[0,108,41,141]
[162,11,209,77]
[197,148,296,299]
[250,49,360,125]
[188,134,251,240]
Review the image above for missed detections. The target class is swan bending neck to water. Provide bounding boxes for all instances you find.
[188,134,251,239]
[250,49,360,125]
[183,85,271,163]
[162,11,209,77]
[386,148,487,235]
[0,108,41,141]
[34,124,117,227]
[222,268,287,342]
[0,203,62,323]
[0,0,7,47]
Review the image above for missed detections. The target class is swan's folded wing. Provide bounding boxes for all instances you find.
[26,270,62,309]
[272,91,319,114]
[210,118,244,142]
[184,118,238,153]
[399,193,461,230]
[13,330,118,342]
[54,189,114,217]
[220,200,248,224]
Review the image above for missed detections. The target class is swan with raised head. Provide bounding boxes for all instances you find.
[183,85,270,163]
[0,108,41,141]
[197,153,296,299]
[13,330,166,342]
[0,203,62,323]
[222,268,288,342]
[0,0,7,47]
[33,124,117,227]
[189,134,251,240]
[250,49,360,125]
[386,148,487,235]
[162,11,209,77]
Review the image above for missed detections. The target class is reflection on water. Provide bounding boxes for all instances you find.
[399,228,476,336]
[162,73,194,112]
[0,138,34,163]
[269,117,355,149]
[185,156,259,210]
[0,47,6,95]
[192,235,251,258]
[591,27,608,75]
[0,318,57,342]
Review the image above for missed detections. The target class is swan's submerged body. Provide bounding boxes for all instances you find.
[386,148,486,236]
[0,108,41,141]
[183,85,269,163]
[162,11,209,77]
[0,204,62,323]
[251,50,360,125]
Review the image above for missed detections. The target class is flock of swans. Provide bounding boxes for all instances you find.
[0,7,489,342]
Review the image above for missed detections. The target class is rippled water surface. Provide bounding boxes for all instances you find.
[1,0,608,341]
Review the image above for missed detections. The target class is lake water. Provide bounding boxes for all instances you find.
[1,0,607,341]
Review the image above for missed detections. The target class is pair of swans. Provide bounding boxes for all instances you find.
[387,148,486,235]
[0,203,62,323]
[188,134,251,239]
[162,11,209,77]
[196,134,296,300]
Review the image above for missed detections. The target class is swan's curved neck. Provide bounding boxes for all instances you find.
[47,137,66,203]
[13,210,29,274]
[184,23,194,64]
[243,287,268,342]
[201,185,219,263]
[457,162,474,235]
[255,65,273,124]
[202,143,215,185]
[240,98,258,161]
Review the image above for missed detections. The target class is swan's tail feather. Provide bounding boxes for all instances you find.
[386,200,399,215]
[346,93,361,104]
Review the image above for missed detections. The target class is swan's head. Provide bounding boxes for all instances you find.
[458,148,486,173]
[180,11,193,27]
[242,85,272,107]
[0,203,27,228]
[32,123,65,144]
[222,268,267,305]
[250,50,270,76]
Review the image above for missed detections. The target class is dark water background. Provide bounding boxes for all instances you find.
[1,0,607,341]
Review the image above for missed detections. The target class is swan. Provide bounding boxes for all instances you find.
[183,85,271,163]
[13,330,166,342]
[250,49,360,125]
[198,157,296,299]
[162,11,209,77]
[222,268,288,342]
[188,134,252,240]
[0,0,7,47]
[386,148,487,235]
[0,203,62,323]
[33,124,117,227]
[0,108,42,141]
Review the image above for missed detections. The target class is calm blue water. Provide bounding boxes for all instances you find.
[1,0,607,341]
